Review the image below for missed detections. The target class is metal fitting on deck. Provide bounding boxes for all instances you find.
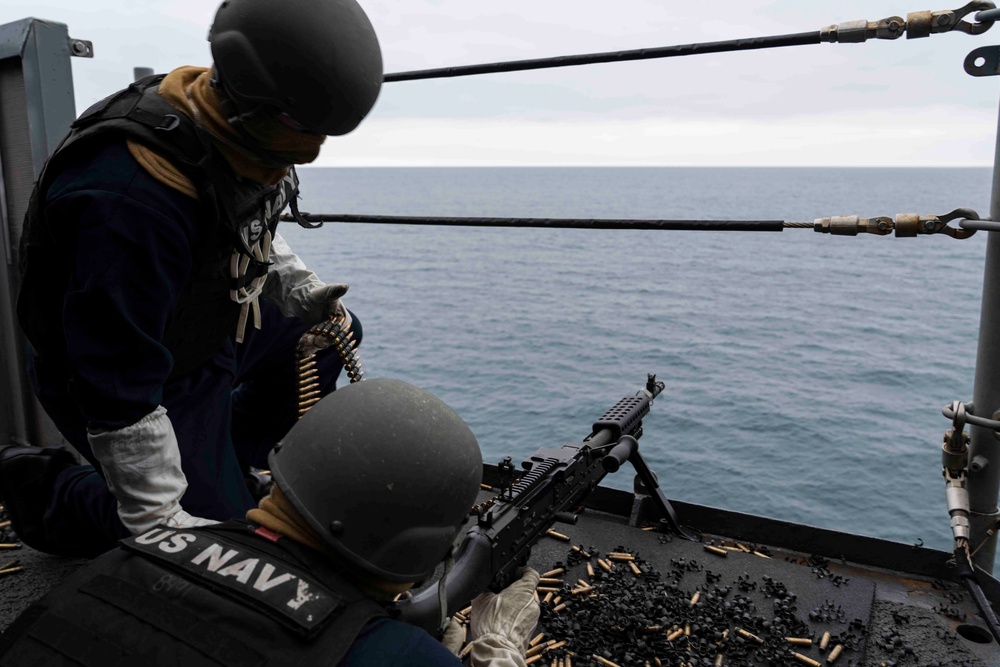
[945,471,972,541]
[942,400,972,544]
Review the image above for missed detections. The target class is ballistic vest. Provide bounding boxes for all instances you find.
[17,75,299,378]
[0,521,388,666]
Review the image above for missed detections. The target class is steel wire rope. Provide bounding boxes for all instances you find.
[282,213,789,232]
[383,3,997,83]
[384,32,821,82]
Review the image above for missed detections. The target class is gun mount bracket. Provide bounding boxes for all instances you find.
[965,45,1000,75]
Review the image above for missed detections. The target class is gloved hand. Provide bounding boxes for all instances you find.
[468,568,541,667]
[261,232,352,327]
[88,406,218,535]
[305,282,353,330]
[440,617,465,656]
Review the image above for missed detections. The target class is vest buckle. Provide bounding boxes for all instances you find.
[156,114,181,132]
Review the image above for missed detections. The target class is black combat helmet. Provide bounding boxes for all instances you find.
[269,378,483,583]
[208,0,383,135]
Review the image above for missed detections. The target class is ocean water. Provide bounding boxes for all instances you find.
[280,166,993,552]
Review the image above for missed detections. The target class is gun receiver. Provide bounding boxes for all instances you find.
[397,374,698,634]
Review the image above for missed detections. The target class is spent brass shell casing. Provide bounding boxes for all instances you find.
[828,645,844,664]
[552,596,562,607]
[597,559,612,572]
[607,552,634,560]
[641,526,656,531]
[546,529,571,542]
[684,623,691,637]
[0,544,22,550]
[737,543,752,553]
[690,591,700,606]
[572,545,592,558]
[586,562,595,578]
[543,592,554,605]
[570,586,591,596]
[644,626,662,633]
[529,633,546,647]
[550,641,567,651]
[786,638,813,646]
[525,654,543,666]
[654,658,662,667]
[0,566,24,577]
[629,561,642,576]
[538,578,564,585]
[715,654,725,667]
[791,653,821,667]
[667,628,685,642]
[0,521,10,530]
[537,587,561,593]
[480,484,493,491]
[593,657,622,667]
[704,545,728,557]
[526,643,549,658]
[542,568,565,577]
[819,632,831,651]
[577,579,591,588]
[736,629,763,644]
[460,643,474,660]
[753,551,771,559]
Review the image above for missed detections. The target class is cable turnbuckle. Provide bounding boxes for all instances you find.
[813,208,980,238]
[820,1,996,43]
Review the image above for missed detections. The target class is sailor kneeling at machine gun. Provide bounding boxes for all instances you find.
[0,375,683,666]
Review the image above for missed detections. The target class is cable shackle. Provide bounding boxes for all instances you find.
[820,1,996,43]
[813,207,981,238]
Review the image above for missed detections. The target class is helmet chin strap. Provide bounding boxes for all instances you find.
[438,548,455,635]
[209,69,299,171]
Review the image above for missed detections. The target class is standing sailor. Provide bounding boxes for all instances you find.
[0,379,541,666]
[1,0,383,556]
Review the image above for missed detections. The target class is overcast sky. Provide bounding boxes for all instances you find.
[3,0,999,166]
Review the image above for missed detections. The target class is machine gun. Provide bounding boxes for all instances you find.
[397,374,699,634]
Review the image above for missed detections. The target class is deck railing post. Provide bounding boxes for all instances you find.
[967,95,1000,573]
[0,18,77,449]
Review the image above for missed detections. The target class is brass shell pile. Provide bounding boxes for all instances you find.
[295,315,363,418]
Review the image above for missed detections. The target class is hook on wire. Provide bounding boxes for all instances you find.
[908,1,998,37]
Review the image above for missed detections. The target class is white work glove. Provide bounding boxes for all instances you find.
[261,232,352,328]
[468,568,541,667]
[441,617,465,656]
[88,406,218,535]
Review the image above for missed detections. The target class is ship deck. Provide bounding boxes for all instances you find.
[1,474,999,666]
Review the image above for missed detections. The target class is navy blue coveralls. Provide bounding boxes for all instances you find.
[23,137,357,556]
